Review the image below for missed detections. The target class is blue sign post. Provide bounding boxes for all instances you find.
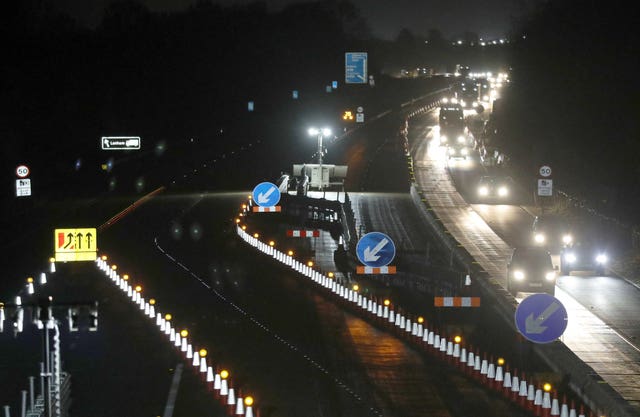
[356,232,395,267]
[345,52,368,84]
[515,293,568,343]
[252,182,281,207]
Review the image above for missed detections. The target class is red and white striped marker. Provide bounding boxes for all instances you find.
[356,265,397,274]
[252,206,281,212]
[434,297,481,307]
[286,230,320,237]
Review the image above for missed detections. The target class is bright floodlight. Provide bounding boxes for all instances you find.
[309,127,331,137]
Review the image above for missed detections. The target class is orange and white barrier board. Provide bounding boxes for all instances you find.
[434,297,481,307]
[356,265,397,274]
[286,230,320,237]
[252,206,281,212]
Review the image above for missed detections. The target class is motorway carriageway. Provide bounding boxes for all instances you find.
[408,108,640,416]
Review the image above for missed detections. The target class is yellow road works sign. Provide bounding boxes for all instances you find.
[54,228,97,262]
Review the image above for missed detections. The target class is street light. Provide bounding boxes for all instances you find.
[308,127,332,188]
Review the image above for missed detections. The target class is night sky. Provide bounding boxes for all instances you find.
[53,0,538,40]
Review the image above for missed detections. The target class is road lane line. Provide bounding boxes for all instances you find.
[162,363,183,417]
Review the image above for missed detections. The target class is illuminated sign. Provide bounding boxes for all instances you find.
[54,228,98,262]
[101,136,141,150]
[16,179,31,197]
[345,52,368,84]
[16,165,29,178]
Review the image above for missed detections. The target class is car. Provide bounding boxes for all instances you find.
[439,131,468,147]
[447,142,469,159]
[507,246,557,296]
[531,214,574,251]
[476,175,514,201]
[560,240,609,276]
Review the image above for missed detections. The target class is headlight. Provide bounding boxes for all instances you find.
[545,271,556,281]
[449,147,456,154]
[472,101,478,107]
[460,100,466,107]
[562,234,573,245]
[564,253,576,263]
[442,97,449,103]
[534,233,545,244]
[596,254,608,264]
[498,186,508,196]
[513,270,525,280]
[461,148,468,156]
[440,135,447,143]
[457,135,465,143]
[451,98,458,104]
[478,186,488,196]
[483,95,489,101]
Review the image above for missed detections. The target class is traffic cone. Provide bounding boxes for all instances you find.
[510,373,520,401]
[550,392,560,416]
[235,397,245,415]
[480,356,488,383]
[466,350,475,375]
[541,390,552,417]
[501,367,511,397]
[534,388,543,416]
[559,396,569,417]
[486,360,495,389]
[227,387,236,414]
[473,352,481,380]
[518,374,528,406]
[527,383,536,412]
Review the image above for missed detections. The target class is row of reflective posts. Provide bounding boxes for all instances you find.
[235,224,597,417]
[95,256,256,417]
[1,261,55,417]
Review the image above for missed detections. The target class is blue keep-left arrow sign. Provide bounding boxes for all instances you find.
[252,182,281,207]
[515,293,568,343]
[356,232,395,267]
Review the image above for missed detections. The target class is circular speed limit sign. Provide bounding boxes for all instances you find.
[539,165,552,177]
[16,165,30,178]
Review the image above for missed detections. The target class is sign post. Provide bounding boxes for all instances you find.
[536,165,553,211]
[15,164,31,197]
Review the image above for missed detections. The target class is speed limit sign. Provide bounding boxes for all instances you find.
[16,165,30,178]
[539,165,552,177]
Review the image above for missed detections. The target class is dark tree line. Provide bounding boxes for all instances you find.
[501,0,639,223]
[0,0,507,202]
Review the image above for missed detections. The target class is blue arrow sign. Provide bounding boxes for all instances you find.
[515,293,568,343]
[252,182,281,207]
[356,232,395,267]
[345,52,368,84]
